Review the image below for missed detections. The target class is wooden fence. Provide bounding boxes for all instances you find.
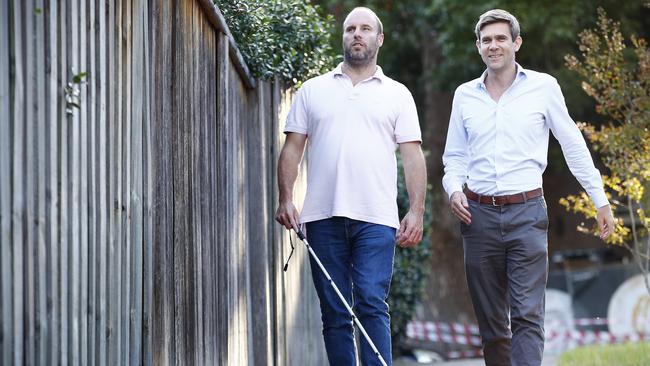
[0,0,325,364]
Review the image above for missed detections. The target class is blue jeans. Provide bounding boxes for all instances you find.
[306,217,396,366]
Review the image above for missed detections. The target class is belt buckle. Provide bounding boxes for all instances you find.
[491,196,499,206]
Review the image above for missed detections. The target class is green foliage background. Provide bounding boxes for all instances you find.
[559,8,650,293]
[215,0,336,84]
[391,154,433,352]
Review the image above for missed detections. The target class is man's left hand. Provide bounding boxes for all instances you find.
[597,204,615,240]
[396,210,424,248]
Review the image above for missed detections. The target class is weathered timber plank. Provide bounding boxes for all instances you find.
[67,0,82,363]
[0,0,13,361]
[151,0,175,363]
[118,0,132,363]
[85,0,98,363]
[32,0,49,363]
[128,0,146,365]
[24,0,37,363]
[216,31,229,366]
[96,0,109,364]
[140,0,154,363]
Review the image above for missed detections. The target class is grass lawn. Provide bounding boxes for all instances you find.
[559,342,650,366]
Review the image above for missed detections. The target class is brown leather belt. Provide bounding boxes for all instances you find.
[463,187,543,206]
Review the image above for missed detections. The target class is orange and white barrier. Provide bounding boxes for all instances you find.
[406,319,648,346]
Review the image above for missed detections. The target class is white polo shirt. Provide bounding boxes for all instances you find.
[285,63,421,229]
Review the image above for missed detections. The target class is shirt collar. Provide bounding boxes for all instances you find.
[333,62,386,83]
[476,63,528,90]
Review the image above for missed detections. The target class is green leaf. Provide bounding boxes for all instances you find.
[72,72,87,84]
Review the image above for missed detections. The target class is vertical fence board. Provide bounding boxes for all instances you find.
[216,31,228,366]
[85,0,98,363]
[141,0,154,363]
[269,82,280,366]
[129,0,145,365]
[228,65,237,366]
[33,0,48,363]
[172,0,187,361]
[67,0,82,363]
[119,0,133,363]
[95,0,109,364]
[24,0,37,364]
[44,0,61,362]
[239,80,253,365]
[0,0,12,362]
[76,0,90,364]
[115,0,125,361]
[249,83,272,366]
[191,1,204,363]
[0,2,17,365]
[206,25,218,365]
[58,0,72,362]
[235,50,247,366]
[107,0,119,362]
[151,0,174,363]
[199,14,216,364]
[10,1,25,364]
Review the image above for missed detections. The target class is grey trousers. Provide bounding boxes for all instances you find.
[461,196,548,366]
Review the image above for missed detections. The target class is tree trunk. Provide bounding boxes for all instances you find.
[419,29,476,323]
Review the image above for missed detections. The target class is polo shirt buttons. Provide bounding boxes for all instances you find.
[349,92,360,100]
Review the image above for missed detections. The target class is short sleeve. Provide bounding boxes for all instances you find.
[394,87,421,143]
[284,86,309,135]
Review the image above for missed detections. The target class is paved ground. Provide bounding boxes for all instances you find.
[394,354,559,366]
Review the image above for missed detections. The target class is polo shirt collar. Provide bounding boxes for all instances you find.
[332,62,386,83]
[476,62,528,90]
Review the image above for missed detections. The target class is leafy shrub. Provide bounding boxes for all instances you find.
[559,8,650,293]
[390,153,433,353]
[215,0,337,84]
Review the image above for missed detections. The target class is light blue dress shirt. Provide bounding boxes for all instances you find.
[442,64,608,208]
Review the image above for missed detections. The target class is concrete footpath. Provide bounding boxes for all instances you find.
[394,354,559,366]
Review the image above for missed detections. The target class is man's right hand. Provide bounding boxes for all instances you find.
[450,191,472,225]
[275,201,300,232]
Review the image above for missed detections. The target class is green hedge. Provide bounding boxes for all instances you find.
[215,0,337,84]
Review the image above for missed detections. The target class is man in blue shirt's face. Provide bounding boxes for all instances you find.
[476,21,522,74]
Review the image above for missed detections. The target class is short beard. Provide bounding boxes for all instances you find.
[343,47,376,67]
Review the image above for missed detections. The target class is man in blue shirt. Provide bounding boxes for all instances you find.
[442,9,615,366]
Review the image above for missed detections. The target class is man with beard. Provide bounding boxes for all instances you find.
[442,9,615,366]
[275,6,426,366]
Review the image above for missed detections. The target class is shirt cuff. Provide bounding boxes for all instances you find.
[445,183,464,200]
[591,190,609,209]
